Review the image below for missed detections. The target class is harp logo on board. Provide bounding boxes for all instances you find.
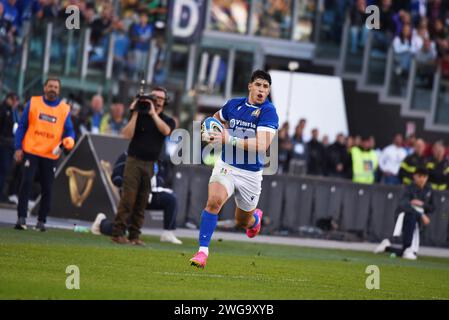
[65,167,96,207]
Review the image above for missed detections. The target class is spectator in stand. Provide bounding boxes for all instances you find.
[393,23,414,76]
[393,10,412,37]
[346,135,355,150]
[415,38,438,87]
[0,0,21,57]
[376,0,396,50]
[426,141,449,191]
[111,19,134,79]
[354,135,362,147]
[67,98,83,142]
[84,94,106,134]
[431,18,449,77]
[322,135,330,148]
[306,128,326,176]
[130,10,154,74]
[410,0,428,25]
[399,138,427,185]
[411,18,430,52]
[100,100,128,136]
[349,0,369,54]
[278,122,293,174]
[15,0,42,32]
[298,118,308,140]
[290,121,308,175]
[404,133,417,154]
[90,3,114,47]
[326,133,351,179]
[427,0,448,23]
[39,0,59,20]
[379,134,407,185]
[0,92,20,203]
[350,136,379,184]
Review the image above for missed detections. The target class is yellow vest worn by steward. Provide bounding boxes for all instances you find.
[351,147,378,184]
[22,96,70,160]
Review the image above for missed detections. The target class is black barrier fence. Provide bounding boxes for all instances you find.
[173,165,449,248]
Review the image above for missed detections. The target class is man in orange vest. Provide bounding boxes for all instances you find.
[14,77,76,231]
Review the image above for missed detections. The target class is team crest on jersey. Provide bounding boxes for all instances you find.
[251,109,261,118]
[220,168,228,175]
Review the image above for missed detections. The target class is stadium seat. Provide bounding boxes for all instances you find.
[341,184,372,233]
[422,192,449,247]
[258,175,285,233]
[368,185,402,242]
[186,166,212,226]
[282,176,314,232]
[313,180,344,225]
[172,165,191,227]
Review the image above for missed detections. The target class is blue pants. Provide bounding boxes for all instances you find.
[17,153,57,223]
[0,146,14,200]
[383,175,401,185]
[100,191,178,235]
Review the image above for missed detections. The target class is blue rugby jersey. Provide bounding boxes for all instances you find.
[219,97,279,172]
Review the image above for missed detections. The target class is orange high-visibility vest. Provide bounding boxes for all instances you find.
[22,96,70,160]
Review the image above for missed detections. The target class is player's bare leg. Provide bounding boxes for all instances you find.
[235,207,263,238]
[190,182,228,268]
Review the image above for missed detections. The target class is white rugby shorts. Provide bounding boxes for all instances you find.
[209,158,263,212]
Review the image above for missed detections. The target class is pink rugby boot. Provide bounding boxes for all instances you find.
[190,251,208,269]
[246,209,263,238]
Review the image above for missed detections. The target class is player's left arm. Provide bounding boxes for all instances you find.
[227,130,276,152]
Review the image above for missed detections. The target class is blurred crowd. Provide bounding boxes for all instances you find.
[0,89,159,205]
[277,118,449,191]
[0,0,168,82]
[343,0,449,80]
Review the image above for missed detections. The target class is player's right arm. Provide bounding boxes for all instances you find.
[213,100,231,126]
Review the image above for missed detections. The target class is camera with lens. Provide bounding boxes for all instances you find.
[135,79,157,114]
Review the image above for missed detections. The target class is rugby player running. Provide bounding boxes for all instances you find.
[190,70,279,268]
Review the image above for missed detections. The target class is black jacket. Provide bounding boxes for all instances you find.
[398,153,427,185]
[426,156,449,191]
[397,183,435,216]
[0,102,19,148]
[307,139,326,175]
[325,142,351,178]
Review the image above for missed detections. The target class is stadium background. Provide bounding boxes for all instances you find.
[1,0,449,246]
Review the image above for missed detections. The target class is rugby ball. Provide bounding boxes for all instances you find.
[202,117,223,133]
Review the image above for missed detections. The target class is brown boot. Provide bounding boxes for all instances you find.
[112,236,130,244]
[129,238,146,246]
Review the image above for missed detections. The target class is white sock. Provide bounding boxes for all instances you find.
[199,246,209,256]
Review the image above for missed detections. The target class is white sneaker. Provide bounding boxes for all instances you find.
[8,195,18,204]
[90,213,106,235]
[374,239,391,254]
[160,230,183,244]
[402,248,417,260]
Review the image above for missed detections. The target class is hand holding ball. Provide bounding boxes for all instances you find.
[201,117,224,144]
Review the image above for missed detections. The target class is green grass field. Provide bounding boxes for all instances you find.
[1,227,449,300]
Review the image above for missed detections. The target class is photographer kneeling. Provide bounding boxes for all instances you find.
[111,86,176,246]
